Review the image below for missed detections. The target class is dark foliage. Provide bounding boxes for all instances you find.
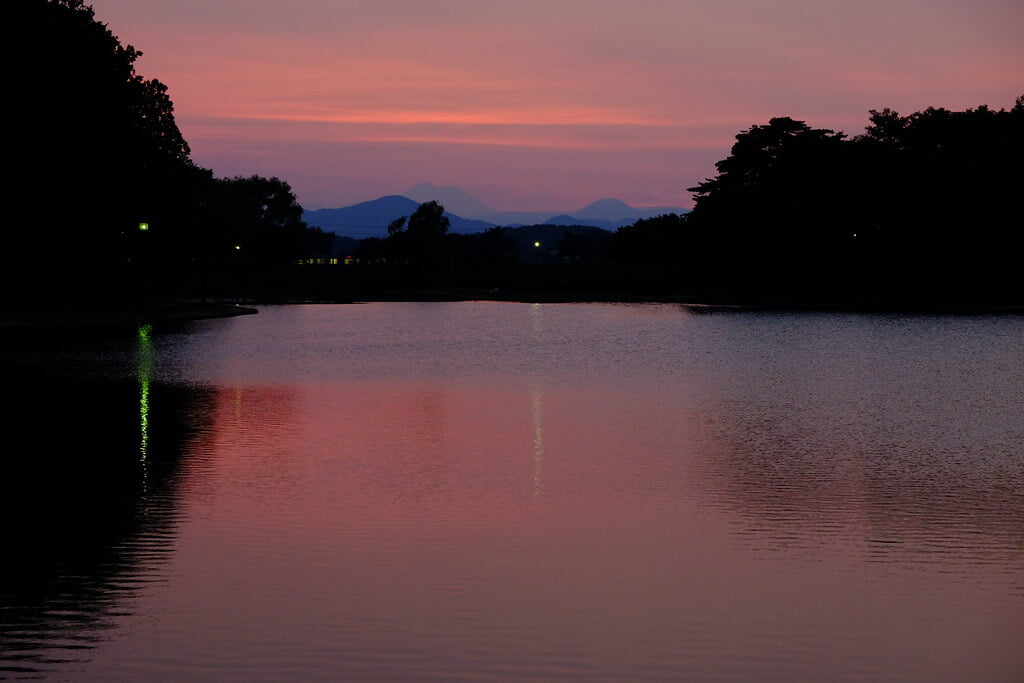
[852,101,1024,292]
[6,0,195,299]
[355,201,517,271]
[608,214,688,266]
[195,175,330,266]
[361,201,452,267]
[6,2,1020,304]
[5,1,331,303]
[557,228,612,264]
[406,200,450,239]
[686,99,1024,295]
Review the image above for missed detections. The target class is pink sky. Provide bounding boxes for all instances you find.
[90,0,1022,211]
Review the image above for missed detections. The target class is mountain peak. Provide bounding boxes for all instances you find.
[303,194,493,238]
[404,183,495,218]
[574,198,635,221]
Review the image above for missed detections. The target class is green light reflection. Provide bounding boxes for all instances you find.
[137,324,154,464]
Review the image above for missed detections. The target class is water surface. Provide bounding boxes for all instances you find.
[2,303,1022,681]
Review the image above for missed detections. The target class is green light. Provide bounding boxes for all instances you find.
[534,241,541,247]
[138,222,149,231]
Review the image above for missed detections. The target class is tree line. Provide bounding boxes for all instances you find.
[346,86,1024,303]
[681,102,1024,296]
[10,1,1022,304]
[6,0,329,304]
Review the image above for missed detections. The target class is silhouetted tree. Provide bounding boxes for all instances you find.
[197,175,329,266]
[853,100,1024,292]
[469,227,518,265]
[610,214,688,266]
[174,174,332,297]
[686,117,858,288]
[370,201,454,268]
[684,99,1024,295]
[441,227,518,268]
[405,200,450,238]
[6,0,196,300]
[558,228,611,263]
[386,216,407,237]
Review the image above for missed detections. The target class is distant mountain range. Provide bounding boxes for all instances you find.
[303,195,494,239]
[404,183,496,218]
[303,185,688,239]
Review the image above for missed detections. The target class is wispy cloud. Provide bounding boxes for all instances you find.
[94,0,1023,209]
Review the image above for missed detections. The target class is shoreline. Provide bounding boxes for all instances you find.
[4,292,1023,335]
[0,302,258,334]
[239,287,1024,314]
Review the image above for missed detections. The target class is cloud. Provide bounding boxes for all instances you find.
[92,0,1024,209]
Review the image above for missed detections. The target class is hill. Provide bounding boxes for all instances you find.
[404,183,496,218]
[573,198,688,224]
[479,198,688,228]
[304,196,493,238]
[303,190,690,237]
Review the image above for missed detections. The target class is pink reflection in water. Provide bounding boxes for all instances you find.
[75,366,1024,682]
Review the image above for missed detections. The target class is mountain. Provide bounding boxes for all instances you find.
[571,198,690,226]
[573,198,637,221]
[303,195,493,238]
[405,183,495,218]
[303,195,419,238]
[303,189,690,238]
[477,210,560,226]
[479,197,688,228]
[544,214,614,229]
[402,184,688,226]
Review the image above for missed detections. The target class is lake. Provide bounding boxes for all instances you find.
[2,302,1022,681]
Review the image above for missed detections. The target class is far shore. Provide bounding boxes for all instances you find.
[4,290,1024,336]
[235,287,1024,314]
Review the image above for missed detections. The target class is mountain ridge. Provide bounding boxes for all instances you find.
[303,195,494,238]
[404,183,496,218]
[303,188,688,238]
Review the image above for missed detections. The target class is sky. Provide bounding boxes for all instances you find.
[89,0,1022,212]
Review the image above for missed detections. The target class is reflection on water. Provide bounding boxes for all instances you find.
[1,305,1023,681]
[0,325,214,680]
[685,313,1024,577]
[530,302,545,498]
[138,324,153,494]
[697,391,1024,573]
[531,386,544,498]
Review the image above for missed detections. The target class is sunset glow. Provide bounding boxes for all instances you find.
[90,0,1022,210]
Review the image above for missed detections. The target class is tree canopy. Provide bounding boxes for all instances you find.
[197,175,331,267]
[5,1,331,302]
[685,99,1024,295]
[405,201,451,239]
[8,1,191,229]
[6,1,1022,304]
[362,200,452,266]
